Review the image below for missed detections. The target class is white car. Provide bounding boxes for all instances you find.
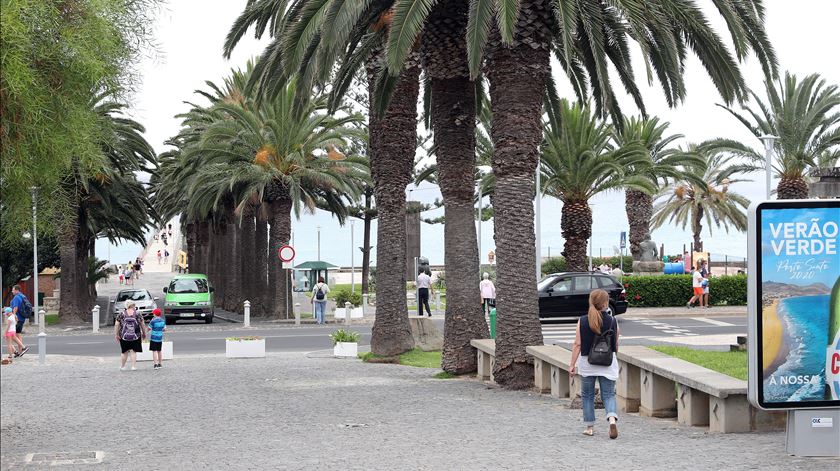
[111,289,158,323]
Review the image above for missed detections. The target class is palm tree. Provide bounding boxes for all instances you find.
[382,0,776,388]
[59,92,156,321]
[541,100,653,272]
[225,3,420,356]
[718,72,840,199]
[652,142,752,252]
[187,77,365,319]
[612,117,704,261]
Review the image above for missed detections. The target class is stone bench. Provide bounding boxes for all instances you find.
[470,339,495,382]
[617,346,783,433]
[525,345,580,399]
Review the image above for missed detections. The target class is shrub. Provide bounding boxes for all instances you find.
[541,257,567,274]
[624,274,746,307]
[541,255,633,275]
[330,329,360,345]
[332,288,363,307]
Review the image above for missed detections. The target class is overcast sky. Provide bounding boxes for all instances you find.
[102,1,840,268]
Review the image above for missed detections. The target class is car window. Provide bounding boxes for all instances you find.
[574,276,596,290]
[550,277,573,292]
[169,278,208,294]
[117,291,151,302]
[596,276,616,288]
[537,276,557,292]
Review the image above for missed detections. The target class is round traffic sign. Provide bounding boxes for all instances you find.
[278,244,296,262]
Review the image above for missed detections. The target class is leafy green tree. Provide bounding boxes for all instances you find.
[718,72,840,199]
[540,100,653,272]
[652,142,753,252]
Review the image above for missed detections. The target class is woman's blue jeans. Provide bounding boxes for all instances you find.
[314,301,326,324]
[581,375,618,426]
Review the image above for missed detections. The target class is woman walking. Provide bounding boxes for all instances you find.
[114,301,146,371]
[311,277,330,325]
[570,289,620,439]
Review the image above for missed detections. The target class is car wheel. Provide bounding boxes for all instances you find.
[165,317,174,325]
[205,316,213,324]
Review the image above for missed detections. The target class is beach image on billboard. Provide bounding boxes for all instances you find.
[760,206,840,404]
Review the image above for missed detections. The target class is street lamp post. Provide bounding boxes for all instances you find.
[759,134,778,200]
[350,220,355,294]
[316,225,321,261]
[31,187,40,330]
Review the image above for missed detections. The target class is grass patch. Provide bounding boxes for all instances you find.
[359,348,442,368]
[433,371,456,379]
[398,349,441,368]
[45,313,60,325]
[650,346,747,380]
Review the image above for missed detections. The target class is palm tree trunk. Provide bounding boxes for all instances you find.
[58,207,89,321]
[561,200,593,272]
[196,220,210,274]
[185,222,197,273]
[692,206,704,252]
[224,203,242,313]
[367,46,418,357]
[211,223,227,309]
[625,190,653,261]
[268,199,292,319]
[254,214,269,316]
[240,208,256,309]
[485,0,552,388]
[424,0,488,374]
[777,176,809,199]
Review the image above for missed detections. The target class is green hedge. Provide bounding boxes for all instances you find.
[624,274,747,307]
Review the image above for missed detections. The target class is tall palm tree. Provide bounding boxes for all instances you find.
[652,142,752,252]
[612,117,704,261]
[541,100,653,272]
[59,92,156,321]
[384,0,776,388]
[718,72,840,199]
[187,77,364,319]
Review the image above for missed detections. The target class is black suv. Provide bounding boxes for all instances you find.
[538,272,628,321]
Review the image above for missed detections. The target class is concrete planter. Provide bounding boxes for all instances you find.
[137,341,173,361]
[225,338,266,358]
[333,342,358,358]
[334,307,364,319]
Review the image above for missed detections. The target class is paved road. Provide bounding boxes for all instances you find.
[1,353,830,470]
[31,313,746,357]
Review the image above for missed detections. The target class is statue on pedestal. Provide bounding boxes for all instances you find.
[632,236,665,275]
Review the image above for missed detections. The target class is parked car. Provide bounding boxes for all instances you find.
[163,274,214,324]
[538,272,627,321]
[111,289,158,324]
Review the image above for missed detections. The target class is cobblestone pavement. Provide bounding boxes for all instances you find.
[1,354,834,470]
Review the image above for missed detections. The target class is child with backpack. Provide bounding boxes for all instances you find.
[569,289,620,439]
[114,301,146,371]
[3,307,16,365]
[147,308,166,370]
[311,277,330,325]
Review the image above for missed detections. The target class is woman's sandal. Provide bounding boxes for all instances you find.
[1,358,11,365]
[582,429,594,436]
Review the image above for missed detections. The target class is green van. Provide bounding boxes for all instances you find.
[162,274,215,324]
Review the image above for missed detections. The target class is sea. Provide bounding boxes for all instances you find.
[764,295,830,403]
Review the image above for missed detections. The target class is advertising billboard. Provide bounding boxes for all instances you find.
[748,200,840,410]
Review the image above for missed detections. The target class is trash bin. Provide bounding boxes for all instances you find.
[489,308,497,339]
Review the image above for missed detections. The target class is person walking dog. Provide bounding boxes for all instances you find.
[570,289,620,439]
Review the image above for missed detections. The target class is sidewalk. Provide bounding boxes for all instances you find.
[625,305,746,318]
[0,354,832,470]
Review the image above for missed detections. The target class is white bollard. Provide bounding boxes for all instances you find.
[295,303,301,326]
[345,302,352,327]
[92,305,100,333]
[362,294,368,317]
[243,300,251,328]
[37,310,46,365]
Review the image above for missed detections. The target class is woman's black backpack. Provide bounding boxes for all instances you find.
[588,315,616,366]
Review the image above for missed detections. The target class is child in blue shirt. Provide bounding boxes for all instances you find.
[147,308,167,369]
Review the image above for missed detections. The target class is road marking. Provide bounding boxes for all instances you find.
[66,341,105,345]
[691,317,735,327]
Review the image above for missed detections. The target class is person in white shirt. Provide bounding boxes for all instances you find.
[479,273,496,316]
[416,270,433,317]
[687,266,704,308]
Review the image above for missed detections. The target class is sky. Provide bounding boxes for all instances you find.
[100,1,840,268]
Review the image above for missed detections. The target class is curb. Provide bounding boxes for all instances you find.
[624,309,746,319]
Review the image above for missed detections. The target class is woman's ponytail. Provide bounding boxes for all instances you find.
[587,289,610,334]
